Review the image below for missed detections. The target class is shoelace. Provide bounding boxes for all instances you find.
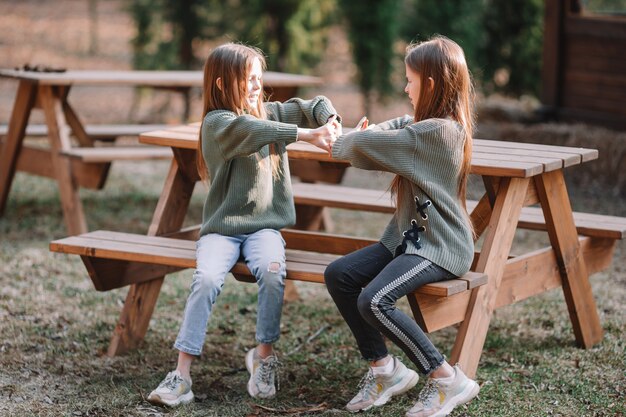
[355,369,377,399]
[161,373,183,391]
[417,379,439,405]
[258,356,282,391]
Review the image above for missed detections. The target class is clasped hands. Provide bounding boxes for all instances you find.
[297,115,373,155]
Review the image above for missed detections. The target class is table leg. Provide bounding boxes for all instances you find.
[62,96,95,147]
[39,85,87,235]
[0,81,37,215]
[535,170,603,347]
[450,177,530,378]
[108,157,195,356]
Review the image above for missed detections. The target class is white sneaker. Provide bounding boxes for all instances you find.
[346,356,419,412]
[147,370,194,407]
[406,365,479,417]
[245,348,281,399]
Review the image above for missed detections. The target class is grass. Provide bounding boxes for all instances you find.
[0,160,625,417]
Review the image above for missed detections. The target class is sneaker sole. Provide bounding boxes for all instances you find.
[147,390,194,407]
[429,380,480,417]
[346,370,419,413]
[373,369,419,407]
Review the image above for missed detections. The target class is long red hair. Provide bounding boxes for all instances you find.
[392,36,475,228]
[197,43,280,182]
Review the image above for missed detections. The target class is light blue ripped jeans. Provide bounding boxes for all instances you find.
[174,228,286,356]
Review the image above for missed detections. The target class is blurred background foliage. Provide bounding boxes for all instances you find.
[129,0,546,101]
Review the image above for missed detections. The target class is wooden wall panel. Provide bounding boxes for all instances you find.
[542,1,626,129]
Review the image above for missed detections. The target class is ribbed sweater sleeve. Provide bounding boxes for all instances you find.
[205,112,298,160]
[265,96,337,127]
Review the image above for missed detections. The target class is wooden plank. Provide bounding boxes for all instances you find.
[460,271,488,289]
[475,139,597,163]
[0,124,171,140]
[535,170,603,348]
[564,14,626,39]
[292,182,393,213]
[470,158,543,178]
[0,69,321,88]
[82,257,184,291]
[565,70,626,89]
[39,85,87,235]
[0,80,37,215]
[11,144,109,189]
[542,0,564,107]
[108,278,164,357]
[282,229,376,255]
[474,144,578,168]
[562,91,626,116]
[412,235,613,333]
[555,107,626,130]
[61,146,172,162]
[467,200,626,239]
[451,176,530,378]
[108,158,197,356]
[469,150,563,172]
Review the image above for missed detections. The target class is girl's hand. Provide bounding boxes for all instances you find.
[327,114,343,137]
[356,116,369,131]
[297,117,338,155]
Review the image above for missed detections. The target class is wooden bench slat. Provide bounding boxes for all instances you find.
[0,124,170,139]
[50,231,487,298]
[290,183,626,240]
[292,182,393,213]
[61,146,172,162]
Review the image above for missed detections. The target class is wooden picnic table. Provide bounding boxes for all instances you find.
[0,69,322,235]
[116,123,606,377]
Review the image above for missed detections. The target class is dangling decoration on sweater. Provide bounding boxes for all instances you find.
[395,196,432,256]
[414,196,432,220]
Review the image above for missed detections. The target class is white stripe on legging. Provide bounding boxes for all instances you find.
[371,260,431,371]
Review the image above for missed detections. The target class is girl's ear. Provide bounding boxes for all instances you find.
[427,76,435,92]
[215,77,222,91]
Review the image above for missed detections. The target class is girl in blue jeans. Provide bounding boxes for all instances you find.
[325,36,480,417]
[148,43,341,407]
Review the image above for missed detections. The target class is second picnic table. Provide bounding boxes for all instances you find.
[0,69,322,235]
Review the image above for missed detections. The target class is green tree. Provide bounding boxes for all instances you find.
[129,0,209,70]
[235,0,338,73]
[401,0,484,79]
[482,0,544,96]
[129,0,335,74]
[338,0,402,113]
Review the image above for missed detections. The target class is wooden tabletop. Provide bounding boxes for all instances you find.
[139,124,599,178]
[0,69,322,88]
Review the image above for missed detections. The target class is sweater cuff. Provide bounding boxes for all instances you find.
[314,96,339,126]
[280,124,299,145]
[331,135,346,159]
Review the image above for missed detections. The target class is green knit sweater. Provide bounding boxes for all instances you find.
[199,96,337,237]
[332,116,474,276]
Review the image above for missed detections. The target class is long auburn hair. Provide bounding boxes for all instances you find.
[197,43,280,182]
[392,35,475,228]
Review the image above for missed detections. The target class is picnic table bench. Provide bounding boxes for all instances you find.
[0,69,321,235]
[49,124,624,378]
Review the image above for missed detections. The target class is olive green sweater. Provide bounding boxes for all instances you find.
[332,116,474,276]
[199,96,337,237]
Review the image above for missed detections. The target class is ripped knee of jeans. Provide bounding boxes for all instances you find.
[267,261,282,274]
